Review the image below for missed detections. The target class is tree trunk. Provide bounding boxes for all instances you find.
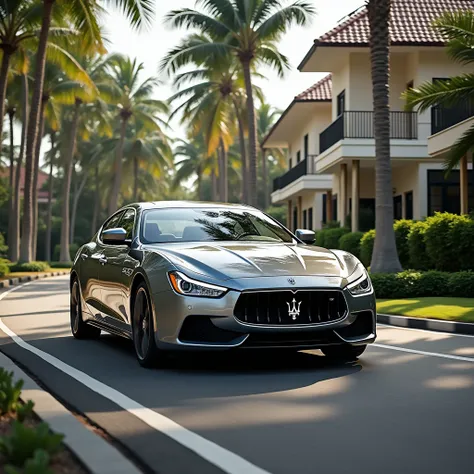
[133,154,139,201]
[261,148,268,210]
[32,101,46,260]
[211,166,217,201]
[59,101,80,262]
[44,133,55,262]
[70,172,87,245]
[109,118,128,214]
[241,60,258,207]
[196,164,202,200]
[7,109,15,252]
[91,163,100,236]
[221,141,228,202]
[10,74,28,262]
[233,99,248,203]
[367,0,402,273]
[0,51,12,149]
[20,0,55,263]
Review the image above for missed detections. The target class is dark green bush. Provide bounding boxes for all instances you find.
[360,229,375,267]
[418,271,449,297]
[338,232,364,259]
[0,369,23,415]
[315,229,327,247]
[9,262,50,273]
[449,218,474,271]
[321,227,349,249]
[407,221,430,270]
[5,448,52,474]
[448,272,474,298]
[0,233,7,259]
[322,221,341,229]
[394,220,414,268]
[48,261,72,269]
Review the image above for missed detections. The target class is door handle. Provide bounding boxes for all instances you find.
[81,253,88,260]
[99,257,107,265]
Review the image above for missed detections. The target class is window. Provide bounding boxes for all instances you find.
[405,191,413,219]
[100,211,124,241]
[322,194,327,224]
[332,195,338,222]
[140,208,294,244]
[303,209,307,228]
[289,158,293,169]
[304,135,309,160]
[296,151,301,163]
[308,207,313,230]
[393,195,402,220]
[337,90,345,116]
[119,208,136,239]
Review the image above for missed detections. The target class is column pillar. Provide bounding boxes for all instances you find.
[460,154,468,214]
[297,196,302,228]
[351,160,360,231]
[287,200,292,231]
[340,163,348,225]
[326,190,333,223]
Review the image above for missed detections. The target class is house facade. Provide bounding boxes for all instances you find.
[264,0,474,232]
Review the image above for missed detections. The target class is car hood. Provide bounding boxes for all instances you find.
[144,242,359,281]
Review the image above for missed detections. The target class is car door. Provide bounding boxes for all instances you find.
[99,208,137,330]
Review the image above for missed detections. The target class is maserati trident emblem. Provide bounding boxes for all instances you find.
[288,278,296,285]
[287,298,302,320]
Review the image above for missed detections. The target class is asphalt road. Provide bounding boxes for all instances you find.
[0,276,473,474]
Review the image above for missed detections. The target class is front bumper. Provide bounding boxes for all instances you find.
[151,276,376,351]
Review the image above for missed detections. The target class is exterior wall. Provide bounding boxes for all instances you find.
[288,103,332,169]
[331,62,350,121]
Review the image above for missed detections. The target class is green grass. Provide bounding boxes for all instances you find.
[377,297,474,323]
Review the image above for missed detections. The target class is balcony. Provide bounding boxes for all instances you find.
[319,111,418,154]
[273,158,307,191]
[431,104,474,135]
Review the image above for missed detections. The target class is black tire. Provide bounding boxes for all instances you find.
[132,283,161,368]
[70,279,101,339]
[322,344,367,361]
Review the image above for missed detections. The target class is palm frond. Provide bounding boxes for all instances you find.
[257,44,290,77]
[444,121,474,173]
[104,0,154,30]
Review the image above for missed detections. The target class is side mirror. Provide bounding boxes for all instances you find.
[295,229,316,245]
[102,227,128,245]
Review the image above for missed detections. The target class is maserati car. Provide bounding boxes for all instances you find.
[70,201,376,367]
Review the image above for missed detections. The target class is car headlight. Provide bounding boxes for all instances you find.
[168,271,227,298]
[346,264,372,296]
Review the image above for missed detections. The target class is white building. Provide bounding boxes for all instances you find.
[263,0,474,231]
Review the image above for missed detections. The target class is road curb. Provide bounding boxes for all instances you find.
[377,313,474,336]
[0,271,69,289]
[0,351,141,474]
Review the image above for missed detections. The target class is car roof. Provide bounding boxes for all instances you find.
[119,201,258,212]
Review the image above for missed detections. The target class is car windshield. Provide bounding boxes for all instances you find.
[140,208,294,244]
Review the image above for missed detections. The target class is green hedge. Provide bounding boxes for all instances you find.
[0,258,10,278]
[407,221,430,270]
[360,229,375,267]
[48,261,73,269]
[0,233,7,259]
[339,232,364,259]
[371,271,474,299]
[317,227,350,249]
[9,261,50,273]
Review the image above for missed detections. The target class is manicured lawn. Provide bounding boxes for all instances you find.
[377,297,474,323]
[0,269,70,282]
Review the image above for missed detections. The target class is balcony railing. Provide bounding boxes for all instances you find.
[431,104,474,135]
[319,111,418,154]
[273,158,307,191]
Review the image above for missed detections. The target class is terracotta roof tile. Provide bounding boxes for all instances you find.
[295,74,332,101]
[316,0,472,46]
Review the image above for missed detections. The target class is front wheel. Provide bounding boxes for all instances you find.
[70,279,101,339]
[321,345,367,361]
[132,283,161,368]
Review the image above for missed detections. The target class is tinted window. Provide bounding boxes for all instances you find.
[100,211,124,240]
[119,208,135,239]
[141,208,294,244]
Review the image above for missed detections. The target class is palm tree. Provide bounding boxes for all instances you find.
[404,10,474,175]
[366,0,402,273]
[105,54,169,214]
[163,0,315,207]
[20,0,154,263]
[43,129,57,262]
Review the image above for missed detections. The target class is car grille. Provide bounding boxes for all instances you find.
[234,290,347,326]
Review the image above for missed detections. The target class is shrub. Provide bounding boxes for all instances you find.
[360,229,375,267]
[315,229,327,247]
[418,271,449,297]
[321,227,349,249]
[0,233,7,259]
[448,272,474,298]
[9,262,50,273]
[0,369,23,415]
[16,400,35,423]
[0,421,63,466]
[407,221,430,270]
[5,449,52,474]
[394,220,414,268]
[0,258,10,277]
[338,232,364,259]
[450,218,474,271]
[48,262,72,269]
[322,221,341,229]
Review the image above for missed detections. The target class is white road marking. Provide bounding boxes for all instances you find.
[0,282,270,474]
[373,344,474,363]
[377,323,474,339]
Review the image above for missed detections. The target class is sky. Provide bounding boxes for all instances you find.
[103,0,365,139]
